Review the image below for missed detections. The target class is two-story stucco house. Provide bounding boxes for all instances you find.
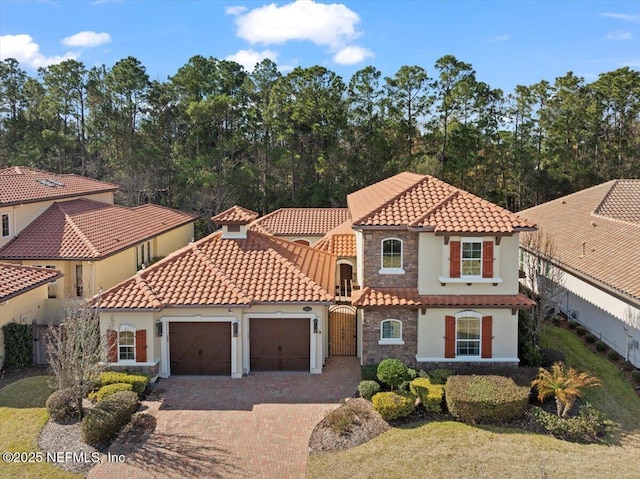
[96,172,536,379]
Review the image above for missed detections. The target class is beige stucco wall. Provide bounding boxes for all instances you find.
[153,223,194,257]
[418,233,520,295]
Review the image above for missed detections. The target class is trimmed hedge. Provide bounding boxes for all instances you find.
[371,392,415,421]
[585,333,596,344]
[81,391,138,446]
[576,326,586,336]
[89,383,133,402]
[410,378,444,413]
[361,364,379,382]
[427,368,453,385]
[2,323,32,369]
[608,350,621,362]
[595,340,608,352]
[446,375,530,424]
[541,348,566,368]
[358,380,381,401]
[530,402,615,443]
[46,389,79,422]
[98,372,149,395]
[377,359,409,390]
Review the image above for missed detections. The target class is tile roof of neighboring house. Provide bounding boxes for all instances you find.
[313,219,356,256]
[0,199,197,260]
[347,172,535,233]
[351,287,535,309]
[519,179,640,300]
[0,263,62,302]
[212,205,259,224]
[96,231,336,310]
[0,166,118,206]
[251,208,351,236]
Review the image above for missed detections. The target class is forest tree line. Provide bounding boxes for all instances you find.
[1,54,639,233]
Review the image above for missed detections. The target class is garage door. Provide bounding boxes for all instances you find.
[250,318,310,371]
[170,322,231,375]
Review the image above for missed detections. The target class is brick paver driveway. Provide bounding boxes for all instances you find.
[88,357,360,479]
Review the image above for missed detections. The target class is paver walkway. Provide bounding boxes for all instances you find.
[88,356,360,479]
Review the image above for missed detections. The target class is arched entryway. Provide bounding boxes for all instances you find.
[338,261,354,296]
[329,305,357,356]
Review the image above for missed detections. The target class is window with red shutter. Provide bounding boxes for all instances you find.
[449,241,461,278]
[135,329,147,362]
[106,329,118,362]
[482,241,494,278]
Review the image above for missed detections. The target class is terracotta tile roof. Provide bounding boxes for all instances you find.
[347,172,535,233]
[351,287,535,309]
[519,180,640,300]
[251,208,350,236]
[0,263,62,302]
[0,199,197,260]
[0,166,118,206]
[96,231,336,310]
[313,218,356,256]
[212,205,259,224]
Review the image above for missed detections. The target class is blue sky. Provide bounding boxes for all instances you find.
[1,0,638,93]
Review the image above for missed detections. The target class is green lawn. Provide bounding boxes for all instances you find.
[0,376,81,479]
[307,326,640,479]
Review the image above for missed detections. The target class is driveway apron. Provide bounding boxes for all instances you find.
[88,357,360,479]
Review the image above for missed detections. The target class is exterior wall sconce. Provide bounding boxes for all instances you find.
[313,317,318,334]
[232,322,239,337]
[156,322,163,337]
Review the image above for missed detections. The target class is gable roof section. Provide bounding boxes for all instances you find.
[251,208,350,236]
[97,230,336,310]
[0,199,197,260]
[519,179,640,301]
[312,218,356,257]
[0,167,118,206]
[347,172,535,233]
[0,263,62,302]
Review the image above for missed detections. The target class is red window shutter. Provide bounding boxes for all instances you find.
[445,316,456,358]
[135,329,147,363]
[106,329,118,362]
[482,316,493,358]
[449,241,461,278]
[482,241,494,278]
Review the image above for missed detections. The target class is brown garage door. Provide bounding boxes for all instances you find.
[170,322,231,375]
[250,318,310,371]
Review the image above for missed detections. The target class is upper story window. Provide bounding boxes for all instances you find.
[379,319,404,345]
[1,213,9,237]
[119,325,135,361]
[461,240,482,277]
[380,238,403,274]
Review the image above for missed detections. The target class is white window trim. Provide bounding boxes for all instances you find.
[1,212,10,238]
[379,237,405,274]
[461,238,482,279]
[118,323,136,363]
[379,319,404,345]
[454,310,482,358]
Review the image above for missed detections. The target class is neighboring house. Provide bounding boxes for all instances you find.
[519,180,640,367]
[0,263,62,366]
[96,173,536,379]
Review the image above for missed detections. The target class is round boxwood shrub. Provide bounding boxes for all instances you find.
[631,370,640,385]
[371,392,415,421]
[88,382,133,402]
[585,333,596,344]
[595,340,608,352]
[445,375,530,424]
[377,359,409,390]
[81,391,138,447]
[358,380,381,401]
[576,326,586,336]
[541,348,566,368]
[621,361,634,372]
[608,350,621,362]
[46,389,79,422]
[568,321,577,330]
[410,378,444,413]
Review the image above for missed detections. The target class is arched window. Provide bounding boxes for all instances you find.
[119,324,135,361]
[380,238,403,273]
[379,319,404,345]
[455,311,482,357]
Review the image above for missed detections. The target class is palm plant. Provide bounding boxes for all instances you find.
[532,362,602,417]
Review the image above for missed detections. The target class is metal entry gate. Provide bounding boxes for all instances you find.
[329,305,357,356]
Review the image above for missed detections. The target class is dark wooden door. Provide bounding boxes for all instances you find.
[329,306,357,356]
[250,318,310,371]
[338,263,353,295]
[169,322,231,375]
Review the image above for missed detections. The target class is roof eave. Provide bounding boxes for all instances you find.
[1,186,120,207]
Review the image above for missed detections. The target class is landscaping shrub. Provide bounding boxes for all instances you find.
[2,323,32,369]
[541,348,566,368]
[585,333,596,344]
[428,368,454,385]
[445,375,530,424]
[595,340,608,352]
[410,378,444,413]
[46,389,79,422]
[530,402,615,443]
[324,400,372,435]
[377,359,409,390]
[81,391,138,446]
[607,350,621,362]
[576,326,586,336]
[371,392,415,421]
[631,370,640,385]
[621,361,634,372]
[357,380,381,401]
[88,383,133,402]
[361,364,379,382]
[99,372,149,395]
[568,321,577,330]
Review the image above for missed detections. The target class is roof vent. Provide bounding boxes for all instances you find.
[590,221,597,227]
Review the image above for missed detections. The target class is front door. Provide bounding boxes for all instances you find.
[338,263,353,295]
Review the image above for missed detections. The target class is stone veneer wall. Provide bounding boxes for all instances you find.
[362,308,418,366]
[361,230,418,288]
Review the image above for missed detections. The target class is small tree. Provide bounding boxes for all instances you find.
[532,362,601,417]
[376,359,409,390]
[45,301,108,419]
[520,228,566,348]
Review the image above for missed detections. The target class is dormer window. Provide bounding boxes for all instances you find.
[227,225,240,233]
[380,238,404,274]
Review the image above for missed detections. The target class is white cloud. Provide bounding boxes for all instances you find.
[333,45,373,65]
[599,12,640,23]
[487,34,510,42]
[225,5,247,15]
[61,31,112,48]
[225,49,278,71]
[0,34,78,68]
[606,30,632,40]
[231,0,361,49]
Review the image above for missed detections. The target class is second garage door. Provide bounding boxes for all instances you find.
[250,318,310,371]
[170,322,231,375]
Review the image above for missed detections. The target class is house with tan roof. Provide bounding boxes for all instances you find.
[520,180,640,367]
[97,172,535,379]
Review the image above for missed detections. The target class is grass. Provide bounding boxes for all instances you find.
[0,376,81,479]
[307,326,640,479]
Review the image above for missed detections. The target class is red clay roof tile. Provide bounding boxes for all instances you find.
[212,205,259,224]
[251,208,350,236]
[0,263,62,301]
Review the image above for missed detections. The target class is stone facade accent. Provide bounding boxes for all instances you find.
[105,362,160,379]
[361,308,418,366]
[361,230,418,288]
